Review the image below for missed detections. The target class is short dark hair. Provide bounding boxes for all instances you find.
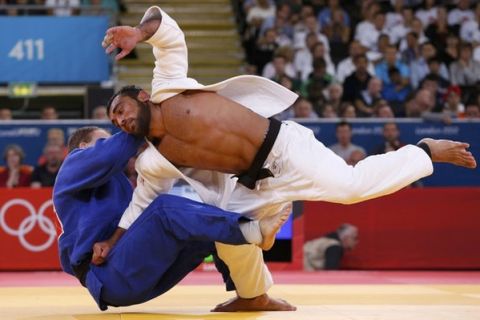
[67,126,102,153]
[388,66,400,77]
[336,120,351,130]
[106,85,143,115]
[353,53,367,63]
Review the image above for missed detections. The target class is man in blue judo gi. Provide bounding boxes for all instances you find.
[53,126,291,311]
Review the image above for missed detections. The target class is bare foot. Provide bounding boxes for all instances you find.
[419,138,477,169]
[258,203,292,251]
[211,294,297,312]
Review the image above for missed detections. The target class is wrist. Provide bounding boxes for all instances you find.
[134,26,145,43]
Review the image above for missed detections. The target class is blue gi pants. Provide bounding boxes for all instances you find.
[84,194,248,310]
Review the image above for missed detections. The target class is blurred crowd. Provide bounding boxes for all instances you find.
[1,0,480,188]
[237,0,480,121]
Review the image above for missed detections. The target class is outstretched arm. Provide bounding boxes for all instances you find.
[102,7,163,60]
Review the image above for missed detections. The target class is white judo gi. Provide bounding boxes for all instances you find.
[118,6,434,298]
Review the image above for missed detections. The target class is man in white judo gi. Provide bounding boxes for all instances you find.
[101,6,477,312]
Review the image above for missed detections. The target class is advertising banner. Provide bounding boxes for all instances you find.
[0,17,109,83]
[0,188,60,270]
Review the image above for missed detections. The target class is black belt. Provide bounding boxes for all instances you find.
[235,118,282,190]
[72,258,90,287]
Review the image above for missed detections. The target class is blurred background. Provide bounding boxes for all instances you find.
[0,0,479,272]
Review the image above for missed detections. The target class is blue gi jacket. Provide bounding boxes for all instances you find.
[53,132,143,276]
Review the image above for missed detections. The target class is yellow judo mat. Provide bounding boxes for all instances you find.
[2,283,480,320]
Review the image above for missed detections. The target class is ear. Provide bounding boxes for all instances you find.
[79,142,87,149]
[138,90,151,102]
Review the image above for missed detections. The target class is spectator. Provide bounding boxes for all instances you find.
[382,67,412,107]
[464,103,480,118]
[329,121,366,165]
[321,103,338,118]
[260,3,293,40]
[0,107,12,120]
[246,0,275,25]
[357,11,387,52]
[46,0,80,16]
[262,46,296,80]
[355,77,383,117]
[385,0,404,31]
[292,4,315,35]
[450,42,480,86]
[41,105,58,120]
[423,58,451,92]
[401,31,420,65]
[336,40,375,83]
[91,105,109,120]
[342,54,372,103]
[321,2,351,63]
[253,28,279,75]
[354,2,381,48]
[339,102,356,119]
[389,7,414,46]
[293,14,330,53]
[323,83,343,114]
[311,41,335,76]
[443,85,465,117]
[447,0,474,27]
[368,33,391,63]
[294,32,319,81]
[294,33,333,81]
[317,0,350,30]
[410,42,449,88]
[404,88,436,117]
[37,128,67,165]
[301,57,333,94]
[373,122,405,154]
[303,223,359,271]
[415,0,438,27]
[420,73,448,111]
[264,54,291,82]
[398,17,428,52]
[425,6,454,60]
[375,45,410,86]
[0,144,32,188]
[374,100,396,118]
[305,78,326,112]
[292,97,318,119]
[460,2,480,44]
[31,143,63,188]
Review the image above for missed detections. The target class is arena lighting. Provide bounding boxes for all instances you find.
[8,82,37,98]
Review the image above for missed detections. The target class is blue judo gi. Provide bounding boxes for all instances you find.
[53,132,247,310]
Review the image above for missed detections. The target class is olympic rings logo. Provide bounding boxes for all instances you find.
[0,199,56,252]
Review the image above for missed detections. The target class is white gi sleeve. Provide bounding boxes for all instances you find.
[143,6,188,80]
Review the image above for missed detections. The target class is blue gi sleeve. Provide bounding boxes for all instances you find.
[55,132,143,193]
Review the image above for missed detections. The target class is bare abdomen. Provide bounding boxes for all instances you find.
[159,91,269,173]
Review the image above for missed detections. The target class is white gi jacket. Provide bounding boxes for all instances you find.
[118,6,297,298]
[119,6,435,298]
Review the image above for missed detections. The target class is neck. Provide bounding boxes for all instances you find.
[148,103,166,139]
